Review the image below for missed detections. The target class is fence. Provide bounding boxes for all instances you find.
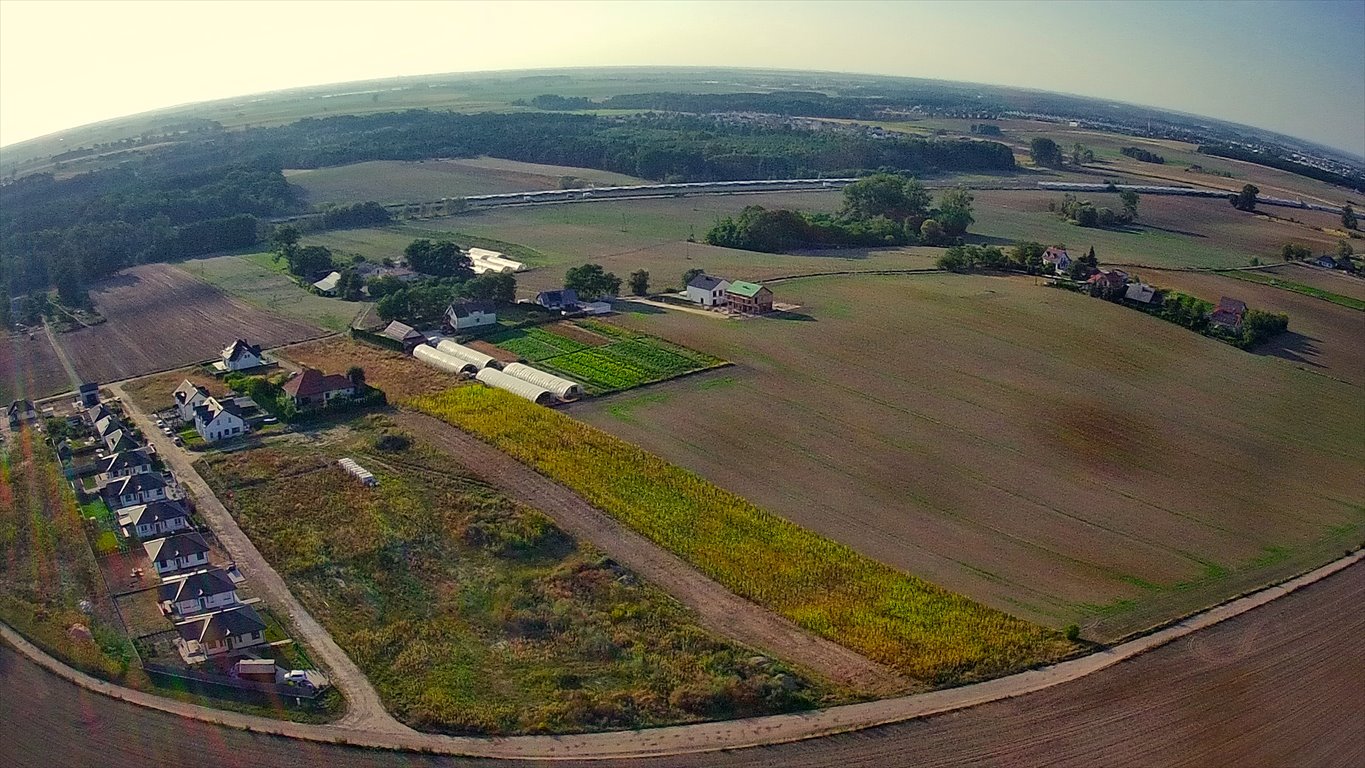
[143,662,323,703]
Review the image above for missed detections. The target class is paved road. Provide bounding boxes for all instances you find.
[393,411,907,696]
[4,559,1361,768]
[108,382,410,735]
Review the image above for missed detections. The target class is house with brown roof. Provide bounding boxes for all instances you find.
[281,367,355,408]
[1209,297,1248,334]
[1086,269,1129,298]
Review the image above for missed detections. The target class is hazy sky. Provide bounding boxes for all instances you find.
[2,0,1362,155]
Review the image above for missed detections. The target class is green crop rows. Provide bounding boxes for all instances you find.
[490,321,724,394]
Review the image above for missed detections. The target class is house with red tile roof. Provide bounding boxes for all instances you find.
[281,367,355,408]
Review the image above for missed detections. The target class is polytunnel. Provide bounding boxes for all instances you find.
[436,339,498,369]
[413,344,478,374]
[502,362,584,400]
[475,367,555,405]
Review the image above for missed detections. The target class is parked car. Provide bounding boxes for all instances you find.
[172,436,183,446]
[262,417,278,425]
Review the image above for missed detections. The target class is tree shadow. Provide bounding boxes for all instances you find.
[616,302,666,315]
[1252,331,1325,369]
[963,233,1016,246]
[91,272,142,292]
[768,310,817,322]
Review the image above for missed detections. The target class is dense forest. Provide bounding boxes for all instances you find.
[1,110,1015,310]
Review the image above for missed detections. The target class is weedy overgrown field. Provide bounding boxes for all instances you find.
[409,386,1073,684]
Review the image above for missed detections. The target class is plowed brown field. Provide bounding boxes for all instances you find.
[573,274,1365,639]
[0,332,71,402]
[50,264,325,384]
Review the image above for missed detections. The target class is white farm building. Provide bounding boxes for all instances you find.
[475,367,555,405]
[503,363,583,400]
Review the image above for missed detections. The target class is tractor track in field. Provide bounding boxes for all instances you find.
[389,409,912,698]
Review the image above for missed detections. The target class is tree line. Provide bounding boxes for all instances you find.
[704,174,975,252]
[2,109,1017,313]
[1198,144,1365,193]
[1120,146,1165,164]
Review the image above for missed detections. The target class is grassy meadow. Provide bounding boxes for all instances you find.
[195,415,839,734]
[179,252,365,332]
[409,386,1072,684]
[571,275,1365,640]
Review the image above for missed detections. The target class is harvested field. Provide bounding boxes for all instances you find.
[1143,268,1365,386]
[49,264,326,385]
[179,253,365,332]
[573,274,1365,639]
[0,332,72,403]
[969,190,1341,269]
[275,336,461,401]
[285,157,647,205]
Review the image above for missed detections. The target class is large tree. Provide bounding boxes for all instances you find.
[1232,184,1260,212]
[564,263,621,300]
[936,188,975,236]
[839,173,931,223]
[404,239,474,279]
[628,269,651,296]
[1119,190,1140,220]
[1030,137,1063,168]
[460,272,517,304]
[1343,203,1358,230]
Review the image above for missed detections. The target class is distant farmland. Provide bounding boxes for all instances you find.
[573,274,1365,640]
[51,264,327,384]
[179,253,365,332]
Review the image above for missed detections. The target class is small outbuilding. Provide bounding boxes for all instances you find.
[312,271,342,296]
[380,321,426,351]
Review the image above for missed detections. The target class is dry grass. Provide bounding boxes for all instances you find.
[274,336,461,401]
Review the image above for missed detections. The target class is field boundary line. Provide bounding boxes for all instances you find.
[0,536,1358,759]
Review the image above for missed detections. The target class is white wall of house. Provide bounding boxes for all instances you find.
[223,350,263,371]
[135,516,189,538]
[116,486,167,509]
[171,590,238,617]
[686,282,730,307]
[453,310,497,329]
[154,550,209,576]
[195,410,247,443]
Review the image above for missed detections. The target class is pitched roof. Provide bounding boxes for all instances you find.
[687,274,728,291]
[1087,270,1129,287]
[727,280,768,298]
[144,531,210,563]
[1216,297,1247,315]
[221,339,262,363]
[195,397,246,424]
[175,604,265,644]
[158,568,236,604]
[121,500,189,527]
[95,415,121,436]
[107,472,167,497]
[173,380,209,406]
[536,289,579,305]
[448,300,496,318]
[86,403,112,423]
[312,271,341,291]
[8,399,35,416]
[281,368,354,398]
[381,321,424,342]
[106,432,138,453]
[1042,247,1071,264]
[1124,282,1157,303]
[99,449,151,474]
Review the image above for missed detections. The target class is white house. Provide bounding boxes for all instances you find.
[105,472,170,510]
[1042,247,1072,274]
[218,339,264,372]
[159,568,239,618]
[686,274,731,307]
[445,300,498,331]
[119,500,191,539]
[144,532,211,576]
[173,380,210,422]
[175,604,266,663]
[193,397,248,443]
[96,449,153,484]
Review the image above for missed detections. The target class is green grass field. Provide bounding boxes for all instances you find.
[196,415,839,734]
[179,253,365,331]
[483,321,725,394]
[410,385,1073,684]
[1217,269,1365,311]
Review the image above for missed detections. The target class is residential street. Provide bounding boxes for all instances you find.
[108,382,411,735]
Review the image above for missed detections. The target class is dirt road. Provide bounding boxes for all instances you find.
[392,410,908,696]
[5,559,1360,768]
[108,382,410,735]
